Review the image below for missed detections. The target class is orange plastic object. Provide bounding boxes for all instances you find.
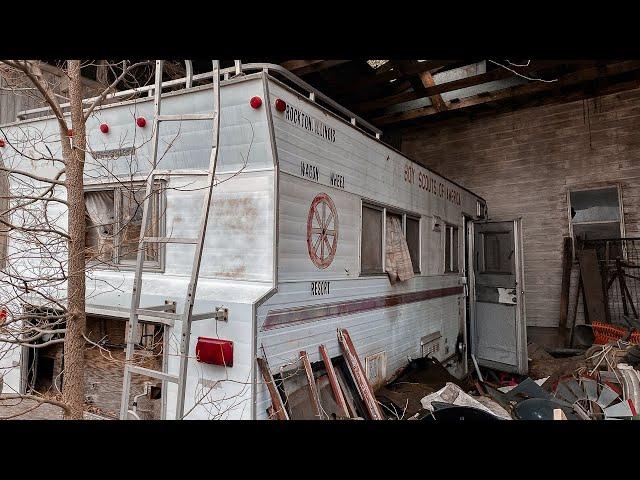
[592,321,640,345]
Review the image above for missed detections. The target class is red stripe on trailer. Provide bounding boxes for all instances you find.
[263,285,463,330]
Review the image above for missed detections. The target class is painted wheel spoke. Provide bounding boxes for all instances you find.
[323,236,332,256]
[313,234,322,253]
[324,212,333,229]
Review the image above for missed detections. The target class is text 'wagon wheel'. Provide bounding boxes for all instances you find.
[307,193,339,269]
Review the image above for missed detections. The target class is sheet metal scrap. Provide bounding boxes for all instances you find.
[617,363,640,415]
[553,375,638,420]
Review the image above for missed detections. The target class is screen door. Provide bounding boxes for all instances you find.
[471,219,527,374]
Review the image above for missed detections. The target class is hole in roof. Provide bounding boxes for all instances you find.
[367,60,389,69]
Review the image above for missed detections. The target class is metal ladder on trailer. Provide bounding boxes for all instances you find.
[119,60,224,420]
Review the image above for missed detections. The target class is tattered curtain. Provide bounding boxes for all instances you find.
[85,191,115,261]
[385,215,415,284]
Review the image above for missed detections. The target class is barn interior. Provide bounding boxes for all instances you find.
[2,59,640,420]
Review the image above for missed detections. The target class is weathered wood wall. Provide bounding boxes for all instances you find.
[0,63,104,125]
[401,88,640,333]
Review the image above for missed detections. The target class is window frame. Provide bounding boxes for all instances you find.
[360,202,385,276]
[444,223,459,274]
[567,184,625,257]
[359,200,422,277]
[84,180,166,272]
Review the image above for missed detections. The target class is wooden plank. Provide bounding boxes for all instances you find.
[578,248,606,324]
[331,60,460,96]
[356,61,571,113]
[337,328,384,420]
[359,67,514,113]
[256,357,289,420]
[299,350,323,419]
[373,60,640,125]
[319,344,350,418]
[559,237,573,346]
[281,60,349,76]
[419,70,447,112]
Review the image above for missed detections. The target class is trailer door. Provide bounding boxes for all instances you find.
[471,219,527,374]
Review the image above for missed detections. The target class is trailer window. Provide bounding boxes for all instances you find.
[85,182,163,269]
[444,224,459,273]
[406,216,420,273]
[361,204,383,274]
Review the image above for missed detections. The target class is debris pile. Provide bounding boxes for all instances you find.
[258,332,640,420]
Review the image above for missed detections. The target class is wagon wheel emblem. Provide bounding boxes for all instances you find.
[307,193,339,269]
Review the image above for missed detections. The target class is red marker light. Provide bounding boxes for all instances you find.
[99,123,109,134]
[250,96,263,109]
[136,117,147,128]
[67,129,73,137]
[0,139,5,148]
[275,99,286,112]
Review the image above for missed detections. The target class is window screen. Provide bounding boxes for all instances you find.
[361,205,383,274]
[570,187,622,242]
[481,231,513,274]
[406,216,420,273]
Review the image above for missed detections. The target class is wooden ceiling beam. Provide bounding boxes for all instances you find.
[330,60,461,96]
[357,60,570,113]
[281,60,350,76]
[372,60,640,126]
[418,70,447,112]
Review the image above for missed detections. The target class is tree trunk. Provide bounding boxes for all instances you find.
[61,60,86,419]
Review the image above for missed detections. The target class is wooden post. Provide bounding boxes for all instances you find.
[256,357,289,420]
[559,237,573,346]
[300,350,323,420]
[319,344,350,418]
[337,328,384,420]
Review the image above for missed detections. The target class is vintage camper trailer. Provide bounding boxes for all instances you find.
[0,63,527,419]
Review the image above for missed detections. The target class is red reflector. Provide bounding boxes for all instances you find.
[0,139,5,148]
[275,98,286,112]
[250,96,263,109]
[67,129,73,137]
[99,123,109,134]
[196,337,233,367]
[136,117,147,128]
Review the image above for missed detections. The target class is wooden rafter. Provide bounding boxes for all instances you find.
[331,60,460,96]
[357,60,570,113]
[281,60,349,76]
[418,70,447,112]
[372,60,640,125]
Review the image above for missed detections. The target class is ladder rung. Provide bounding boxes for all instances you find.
[143,236,198,244]
[192,308,228,322]
[139,304,176,312]
[126,365,179,384]
[157,113,216,122]
[136,308,182,321]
